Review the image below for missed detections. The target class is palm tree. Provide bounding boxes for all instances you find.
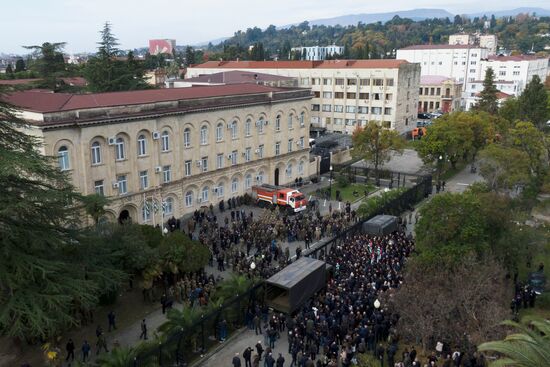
[215,274,254,301]
[159,305,203,336]
[478,317,550,367]
[96,346,137,367]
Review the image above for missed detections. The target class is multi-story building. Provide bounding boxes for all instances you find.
[290,45,345,61]
[448,34,498,55]
[396,45,489,97]
[5,84,312,224]
[188,60,420,134]
[166,70,298,88]
[463,55,549,110]
[418,76,462,113]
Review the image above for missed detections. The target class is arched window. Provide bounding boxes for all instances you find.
[200,125,208,145]
[201,186,209,202]
[91,141,101,165]
[257,171,264,184]
[299,111,305,127]
[142,204,151,222]
[183,128,191,148]
[216,123,224,142]
[137,134,147,156]
[58,146,69,171]
[161,131,170,152]
[216,182,224,198]
[258,117,264,134]
[275,115,281,131]
[115,137,125,160]
[185,191,193,207]
[286,163,293,178]
[245,174,252,189]
[163,197,174,215]
[298,160,304,175]
[231,178,239,193]
[288,114,293,130]
[245,119,252,137]
[231,121,238,139]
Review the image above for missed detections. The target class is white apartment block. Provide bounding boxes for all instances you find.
[188,60,421,135]
[463,55,549,110]
[449,34,498,55]
[291,45,345,61]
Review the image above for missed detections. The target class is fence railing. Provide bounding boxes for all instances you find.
[133,173,432,366]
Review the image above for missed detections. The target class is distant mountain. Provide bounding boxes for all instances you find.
[193,37,229,48]
[295,8,454,27]
[467,7,550,18]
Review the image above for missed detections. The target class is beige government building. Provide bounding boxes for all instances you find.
[187,60,421,135]
[6,84,312,224]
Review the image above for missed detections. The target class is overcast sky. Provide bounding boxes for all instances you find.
[2,0,549,54]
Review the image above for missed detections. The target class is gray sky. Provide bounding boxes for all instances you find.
[2,0,549,54]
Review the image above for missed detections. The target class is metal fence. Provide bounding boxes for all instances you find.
[133,173,431,366]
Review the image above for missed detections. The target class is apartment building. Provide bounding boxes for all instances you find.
[5,84,311,224]
[463,55,549,110]
[418,76,462,113]
[188,60,421,134]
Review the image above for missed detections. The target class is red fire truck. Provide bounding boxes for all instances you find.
[252,184,308,213]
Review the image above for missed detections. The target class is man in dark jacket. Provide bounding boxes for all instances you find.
[244,347,253,367]
[233,353,242,367]
[256,341,264,361]
[65,338,75,362]
[276,353,285,367]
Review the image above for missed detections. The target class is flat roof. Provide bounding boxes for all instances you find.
[183,70,294,84]
[266,257,326,289]
[191,59,410,70]
[400,44,484,50]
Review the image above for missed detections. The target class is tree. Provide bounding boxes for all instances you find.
[158,232,210,274]
[214,274,254,301]
[5,64,14,78]
[390,256,512,351]
[97,21,119,57]
[508,121,547,180]
[518,75,549,129]
[159,305,203,337]
[352,121,405,185]
[185,46,196,66]
[478,144,531,193]
[478,317,550,367]
[499,97,520,122]
[476,67,499,114]
[14,59,25,73]
[96,346,138,367]
[0,88,124,339]
[23,42,67,89]
[81,193,110,225]
[165,60,180,79]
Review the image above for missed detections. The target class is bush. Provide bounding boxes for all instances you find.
[336,175,350,188]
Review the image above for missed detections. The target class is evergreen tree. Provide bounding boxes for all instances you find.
[98,21,119,57]
[185,46,195,66]
[0,87,124,339]
[518,75,549,129]
[476,67,499,114]
[14,59,25,73]
[5,64,14,79]
[23,42,67,89]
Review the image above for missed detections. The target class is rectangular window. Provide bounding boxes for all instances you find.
[314,91,320,98]
[201,157,208,172]
[384,107,392,115]
[162,166,171,183]
[288,139,293,153]
[301,78,309,86]
[334,118,343,125]
[322,104,332,112]
[373,79,383,86]
[335,78,344,86]
[386,78,394,86]
[419,88,423,95]
[275,142,281,156]
[430,88,435,96]
[299,137,304,149]
[371,107,382,115]
[359,93,369,100]
[323,78,332,85]
[385,93,392,101]
[275,116,281,130]
[139,170,148,190]
[117,175,127,195]
[258,144,264,158]
[311,78,319,85]
[345,105,356,113]
[184,160,192,177]
[217,153,224,169]
[359,79,370,86]
[358,106,368,114]
[373,93,381,100]
[245,147,251,162]
[245,120,251,136]
[347,78,357,86]
[345,119,356,126]
[436,88,441,95]
[231,150,237,165]
[325,117,331,124]
[311,104,320,111]
[94,180,104,196]
[499,71,506,76]
[334,92,344,99]
[322,91,332,98]
[513,71,520,76]
[334,105,343,112]
[346,92,356,99]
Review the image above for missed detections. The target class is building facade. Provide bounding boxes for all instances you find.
[188,60,420,135]
[290,45,345,61]
[6,85,312,224]
[418,76,462,113]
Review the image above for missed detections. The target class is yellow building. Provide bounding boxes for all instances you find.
[6,84,312,224]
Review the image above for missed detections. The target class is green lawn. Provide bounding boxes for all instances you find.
[330,183,377,202]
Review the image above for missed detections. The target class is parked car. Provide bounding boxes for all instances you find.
[528,271,546,295]
[429,112,443,119]
[417,113,431,119]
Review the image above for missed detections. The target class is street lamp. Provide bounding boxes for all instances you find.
[329,165,333,200]
[438,155,444,183]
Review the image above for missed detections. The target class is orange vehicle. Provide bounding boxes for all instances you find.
[412,127,427,140]
[252,184,308,213]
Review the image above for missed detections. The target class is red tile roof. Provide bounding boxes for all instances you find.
[3,84,287,113]
[0,77,86,86]
[400,44,481,50]
[191,59,409,70]
[183,70,293,84]
[487,55,549,62]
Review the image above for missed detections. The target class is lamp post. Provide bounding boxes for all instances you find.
[329,165,333,200]
[437,155,443,183]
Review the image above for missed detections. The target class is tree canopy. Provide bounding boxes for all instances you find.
[476,67,499,114]
[518,75,549,129]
